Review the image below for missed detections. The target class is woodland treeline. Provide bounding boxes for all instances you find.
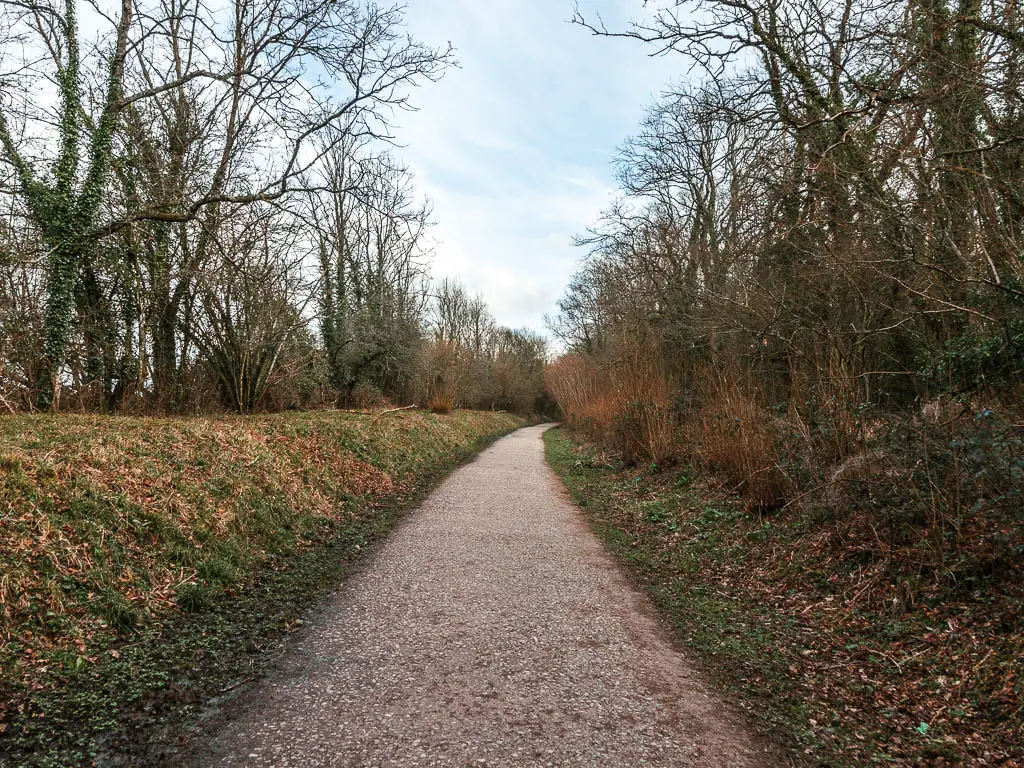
[0,0,546,415]
[548,1,1022,549]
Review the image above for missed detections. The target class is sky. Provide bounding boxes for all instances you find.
[397,0,680,335]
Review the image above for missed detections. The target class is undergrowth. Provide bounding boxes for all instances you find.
[545,427,1023,768]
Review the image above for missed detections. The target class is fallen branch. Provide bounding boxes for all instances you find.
[0,390,18,414]
[219,677,253,694]
[335,404,419,417]
[376,404,418,417]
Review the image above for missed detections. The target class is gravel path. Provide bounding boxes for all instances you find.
[199,425,771,767]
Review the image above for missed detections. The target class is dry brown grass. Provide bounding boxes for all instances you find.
[608,353,677,465]
[545,348,678,465]
[427,392,456,414]
[687,375,791,511]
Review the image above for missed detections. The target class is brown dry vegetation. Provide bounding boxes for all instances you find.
[547,350,1022,574]
[0,409,521,701]
[546,428,1023,766]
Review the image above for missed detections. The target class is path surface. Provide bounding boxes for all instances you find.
[199,425,770,767]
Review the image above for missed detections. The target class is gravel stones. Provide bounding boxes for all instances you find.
[200,425,771,767]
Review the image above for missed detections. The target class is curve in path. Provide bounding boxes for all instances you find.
[198,425,771,767]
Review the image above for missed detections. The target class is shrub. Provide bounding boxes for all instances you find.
[545,344,678,465]
[687,376,791,511]
[427,389,456,414]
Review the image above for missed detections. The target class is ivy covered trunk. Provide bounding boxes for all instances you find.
[150,258,181,410]
[0,0,134,410]
[38,235,81,409]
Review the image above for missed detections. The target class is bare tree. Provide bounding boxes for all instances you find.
[188,205,312,412]
[306,138,431,406]
[568,0,1024,401]
[0,0,451,407]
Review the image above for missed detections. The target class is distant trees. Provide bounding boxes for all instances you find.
[561,0,1024,408]
[0,0,549,416]
[424,279,547,414]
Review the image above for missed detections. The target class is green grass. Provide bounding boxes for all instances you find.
[0,409,522,767]
[544,427,1024,767]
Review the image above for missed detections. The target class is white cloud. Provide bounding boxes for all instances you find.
[398,0,682,332]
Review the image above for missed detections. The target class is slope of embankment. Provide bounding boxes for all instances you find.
[0,409,522,766]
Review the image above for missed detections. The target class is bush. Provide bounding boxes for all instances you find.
[687,376,791,511]
[545,347,679,465]
[427,390,455,414]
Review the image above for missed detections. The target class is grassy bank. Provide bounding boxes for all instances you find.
[545,428,1022,767]
[0,409,522,767]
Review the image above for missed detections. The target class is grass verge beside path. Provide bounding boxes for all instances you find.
[545,428,1023,768]
[0,409,522,767]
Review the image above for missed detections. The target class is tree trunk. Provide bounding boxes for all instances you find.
[38,236,79,410]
